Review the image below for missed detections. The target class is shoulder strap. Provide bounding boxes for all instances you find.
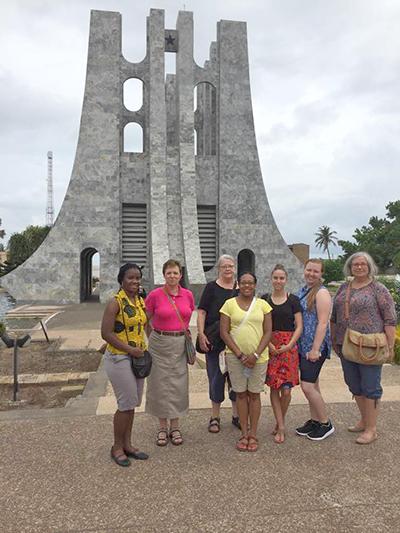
[163,288,187,332]
[231,297,256,340]
[344,282,352,321]
[299,287,312,301]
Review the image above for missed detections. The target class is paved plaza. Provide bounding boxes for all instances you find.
[1,303,400,532]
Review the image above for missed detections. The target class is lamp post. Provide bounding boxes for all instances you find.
[1,332,31,401]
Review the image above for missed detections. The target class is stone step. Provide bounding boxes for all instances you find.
[95,358,400,415]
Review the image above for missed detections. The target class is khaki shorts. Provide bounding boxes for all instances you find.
[226,354,267,393]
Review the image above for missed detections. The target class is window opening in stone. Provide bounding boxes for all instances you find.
[123,78,143,112]
[165,53,176,80]
[194,82,217,156]
[80,248,100,302]
[237,249,255,279]
[124,123,143,153]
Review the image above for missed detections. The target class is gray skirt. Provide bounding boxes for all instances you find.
[145,331,189,419]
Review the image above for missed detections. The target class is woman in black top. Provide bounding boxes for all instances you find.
[197,255,239,433]
[262,264,303,443]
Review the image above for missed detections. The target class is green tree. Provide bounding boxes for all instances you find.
[315,225,338,259]
[339,201,400,272]
[3,225,50,273]
[323,258,345,284]
[0,218,5,241]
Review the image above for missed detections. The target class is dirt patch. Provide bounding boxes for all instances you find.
[0,340,101,375]
[0,340,102,411]
[0,382,87,411]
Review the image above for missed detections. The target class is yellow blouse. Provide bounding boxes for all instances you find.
[107,288,147,355]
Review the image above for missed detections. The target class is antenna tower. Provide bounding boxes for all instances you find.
[46,151,54,226]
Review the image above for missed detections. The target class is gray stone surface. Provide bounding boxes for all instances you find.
[1,8,303,304]
[1,404,400,532]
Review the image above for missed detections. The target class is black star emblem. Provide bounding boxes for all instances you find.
[165,34,175,46]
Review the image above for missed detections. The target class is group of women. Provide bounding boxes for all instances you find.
[101,252,396,466]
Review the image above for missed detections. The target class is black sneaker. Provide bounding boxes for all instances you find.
[295,419,319,436]
[307,420,335,441]
[232,416,241,430]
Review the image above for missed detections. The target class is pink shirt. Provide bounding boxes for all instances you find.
[145,286,195,331]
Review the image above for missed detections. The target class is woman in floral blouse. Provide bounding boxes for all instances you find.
[331,252,396,444]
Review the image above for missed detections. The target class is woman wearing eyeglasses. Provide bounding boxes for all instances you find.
[220,271,272,452]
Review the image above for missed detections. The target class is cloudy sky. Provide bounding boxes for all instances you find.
[1,0,399,256]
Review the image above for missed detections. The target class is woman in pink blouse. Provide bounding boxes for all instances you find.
[145,259,195,446]
[331,252,396,444]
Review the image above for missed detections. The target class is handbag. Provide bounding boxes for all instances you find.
[342,283,391,365]
[196,284,237,354]
[130,349,153,378]
[195,321,221,354]
[164,289,197,365]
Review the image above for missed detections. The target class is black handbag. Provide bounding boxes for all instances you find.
[195,320,224,354]
[130,349,153,378]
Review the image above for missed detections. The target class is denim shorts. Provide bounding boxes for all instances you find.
[205,347,236,404]
[299,346,329,384]
[337,347,383,400]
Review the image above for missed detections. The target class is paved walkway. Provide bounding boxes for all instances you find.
[1,302,400,532]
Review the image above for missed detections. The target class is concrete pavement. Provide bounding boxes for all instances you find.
[1,302,400,532]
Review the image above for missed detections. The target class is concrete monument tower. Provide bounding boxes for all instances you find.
[2,9,302,303]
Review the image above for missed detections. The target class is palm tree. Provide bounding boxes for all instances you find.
[315,225,338,260]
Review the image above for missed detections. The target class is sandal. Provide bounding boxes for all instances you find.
[169,429,183,445]
[236,435,248,452]
[156,428,169,447]
[208,417,221,433]
[247,435,259,452]
[110,448,131,467]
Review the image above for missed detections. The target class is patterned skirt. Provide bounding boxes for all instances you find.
[266,331,299,390]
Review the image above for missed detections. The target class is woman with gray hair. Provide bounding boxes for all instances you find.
[331,252,396,444]
[197,254,240,433]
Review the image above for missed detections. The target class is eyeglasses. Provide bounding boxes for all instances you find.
[220,265,234,270]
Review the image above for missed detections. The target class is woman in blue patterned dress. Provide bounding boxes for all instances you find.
[296,259,334,441]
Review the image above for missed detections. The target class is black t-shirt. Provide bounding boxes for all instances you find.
[198,281,237,327]
[261,293,301,332]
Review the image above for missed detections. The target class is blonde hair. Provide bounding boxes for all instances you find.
[304,258,324,311]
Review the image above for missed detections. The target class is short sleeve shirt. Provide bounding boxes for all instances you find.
[145,286,195,331]
[219,297,272,363]
[198,281,237,327]
[261,293,301,332]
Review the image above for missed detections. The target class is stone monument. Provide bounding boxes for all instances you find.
[2,8,302,303]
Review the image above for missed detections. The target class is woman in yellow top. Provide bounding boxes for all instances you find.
[101,263,149,467]
[220,271,272,452]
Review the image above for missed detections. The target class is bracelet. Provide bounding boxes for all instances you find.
[253,352,259,360]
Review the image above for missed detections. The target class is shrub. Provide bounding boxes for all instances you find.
[323,258,345,284]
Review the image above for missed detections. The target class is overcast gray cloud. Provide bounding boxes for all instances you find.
[1,0,400,257]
